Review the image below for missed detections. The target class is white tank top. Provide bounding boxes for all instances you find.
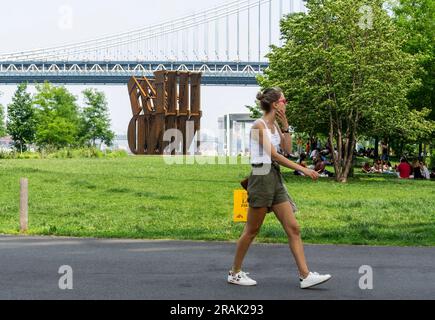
[250,118,281,164]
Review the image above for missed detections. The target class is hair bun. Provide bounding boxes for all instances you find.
[256,92,264,101]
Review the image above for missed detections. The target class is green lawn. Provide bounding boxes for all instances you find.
[0,156,434,246]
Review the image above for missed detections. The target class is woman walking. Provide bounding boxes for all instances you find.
[228,88,332,289]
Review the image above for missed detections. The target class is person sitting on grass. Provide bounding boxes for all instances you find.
[412,159,424,180]
[420,161,431,180]
[379,161,393,173]
[320,149,332,165]
[396,157,413,179]
[371,159,383,173]
[310,148,320,160]
[294,153,308,176]
[386,161,393,171]
[313,156,333,177]
[383,161,396,174]
[362,162,372,174]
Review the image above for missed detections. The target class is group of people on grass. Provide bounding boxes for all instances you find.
[291,139,434,181]
[362,157,434,180]
[357,141,390,160]
[293,152,334,178]
[357,147,378,159]
[395,158,433,180]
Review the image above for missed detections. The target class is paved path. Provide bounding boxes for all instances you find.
[0,235,434,300]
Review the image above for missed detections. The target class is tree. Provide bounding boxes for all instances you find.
[393,0,435,156]
[393,0,434,120]
[0,101,5,138]
[6,83,37,152]
[33,82,82,149]
[259,0,420,182]
[80,89,115,147]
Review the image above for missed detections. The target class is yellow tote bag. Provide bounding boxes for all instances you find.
[233,190,248,223]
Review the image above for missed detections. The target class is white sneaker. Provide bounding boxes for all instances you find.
[227,270,257,286]
[300,272,332,289]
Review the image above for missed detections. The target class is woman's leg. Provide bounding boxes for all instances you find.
[272,201,310,278]
[232,207,268,272]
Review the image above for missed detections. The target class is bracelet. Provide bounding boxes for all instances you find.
[282,126,295,134]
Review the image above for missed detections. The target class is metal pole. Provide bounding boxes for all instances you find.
[171,23,176,60]
[193,14,199,60]
[237,4,240,61]
[183,20,187,60]
[226,115,231,156]
[258,0,261,61]
[226,7,230,61]
[204,13,208,59]
[269,0,272,50]
[280,0,284,46]
[20,178,28,233]
[215,13,220,60]
[248,0,251,61]
[241,122,246,155]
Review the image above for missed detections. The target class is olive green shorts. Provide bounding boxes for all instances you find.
[247,163,298,213]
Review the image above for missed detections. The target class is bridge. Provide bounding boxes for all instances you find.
[0,0,307,86]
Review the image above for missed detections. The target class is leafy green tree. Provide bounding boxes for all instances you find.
[80,89,115,147]
[245,102,262,120]
[259,0,420,182]
[6,83,37,152]
[393,0,435,156]
[393,0,434,120]
[0,101,5,138]
[33,82,82,149]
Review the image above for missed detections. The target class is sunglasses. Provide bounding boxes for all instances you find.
[278,98,287,104]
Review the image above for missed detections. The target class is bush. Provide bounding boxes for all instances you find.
[47,147,106,159]
[16,152,41,159]
[0,150,13,159]
[0,151,40,159]
[0,147,129,160]
[46,149,70,159]
[105,149,128,158]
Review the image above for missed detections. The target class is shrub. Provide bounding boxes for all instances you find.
[105,149,128,158]
[44,147,127,159]
[0,147,129,160]
[0,150,13,159]
[16,152,41,159]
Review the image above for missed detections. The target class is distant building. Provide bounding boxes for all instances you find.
[0,136,13,152]
[218,114,255,156]
[111,135,130,153]
[0,136,12,145]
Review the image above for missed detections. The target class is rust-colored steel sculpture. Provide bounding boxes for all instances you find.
[127,71,202,155]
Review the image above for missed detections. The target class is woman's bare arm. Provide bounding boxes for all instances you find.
[275,121,292,155]
[255,122,319,180]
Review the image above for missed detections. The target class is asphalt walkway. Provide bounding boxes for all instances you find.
[0,235,434,300]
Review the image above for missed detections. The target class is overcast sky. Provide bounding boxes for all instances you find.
[0,0,304,135]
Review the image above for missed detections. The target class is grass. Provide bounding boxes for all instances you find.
[0,156,434,246]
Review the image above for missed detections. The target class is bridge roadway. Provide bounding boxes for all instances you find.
[0,60,269,86]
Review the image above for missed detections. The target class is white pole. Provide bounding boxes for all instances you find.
[20,178,28,233]
[248,0,251,61]
[269,0,272,50]
[226,115,231,156]
[258,0,261,61]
